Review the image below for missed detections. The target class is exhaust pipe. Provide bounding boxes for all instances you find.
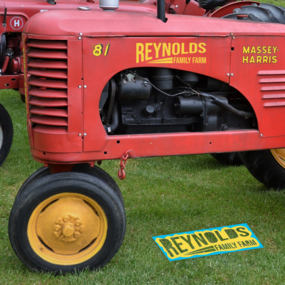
[157,0,167,22]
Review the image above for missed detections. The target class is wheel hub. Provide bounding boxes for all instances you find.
[53,214,83,242]
[36,197,100,255]
[271,149,285,168]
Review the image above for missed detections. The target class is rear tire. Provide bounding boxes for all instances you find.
[0,104,13,166]
[223,3,285,24]
[240,149,285,190]
[211,152,243,166]
[9,172,126,273]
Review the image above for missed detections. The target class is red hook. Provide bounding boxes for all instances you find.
[118,150,131,180]
[118,168,126,180]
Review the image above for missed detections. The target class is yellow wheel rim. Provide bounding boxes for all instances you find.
[28,193,108,265]
[271,149,285,169]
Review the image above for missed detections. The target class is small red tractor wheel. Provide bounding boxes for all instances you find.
[240,149,285,190]
[0,104,13,166]
[9,172,126,273]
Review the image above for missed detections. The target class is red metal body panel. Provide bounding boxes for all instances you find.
[23,10,285,165]
[82,36,230,152]
[230,36,285,138]
[23,10,285,37]
[30,130,285,164]
[0,75,18,89]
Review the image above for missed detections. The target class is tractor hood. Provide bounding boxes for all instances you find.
[23,9,285,37]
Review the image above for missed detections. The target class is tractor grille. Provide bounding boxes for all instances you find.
[258,70,285,108]
[26,39,68,132]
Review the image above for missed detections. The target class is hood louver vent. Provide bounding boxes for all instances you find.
[26,39,68,132]
[258,70,285,108]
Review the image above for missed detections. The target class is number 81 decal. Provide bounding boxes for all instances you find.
[93,44,110,57]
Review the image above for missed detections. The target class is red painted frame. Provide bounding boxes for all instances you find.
[23,10,285,166]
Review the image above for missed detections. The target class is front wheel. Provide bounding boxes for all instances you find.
[9,172,126,273]
[16,164,123,204]
[240,149,285,190]
[0,104,13,166]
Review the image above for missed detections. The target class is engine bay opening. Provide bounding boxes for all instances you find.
[99,67,257,135]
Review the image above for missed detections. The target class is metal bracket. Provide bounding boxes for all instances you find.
[2,8,7,27]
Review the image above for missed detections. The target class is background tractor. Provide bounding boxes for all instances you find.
[7,0,285,274]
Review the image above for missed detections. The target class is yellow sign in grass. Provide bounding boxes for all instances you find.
[153,224,263,261]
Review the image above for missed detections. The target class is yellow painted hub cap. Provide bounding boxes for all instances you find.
[28,193,108,265]
[271,149,285,168]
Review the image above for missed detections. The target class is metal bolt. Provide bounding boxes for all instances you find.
[261,134,263,137]
[79,85,82,88]
[176,5,178,7]
[78,37,81,40]
[84,85,87,88]
[79,33,82,36]
[79,133,82,136]
[231,73,234,76]
[84,133,87,136]
[227,73,230,76]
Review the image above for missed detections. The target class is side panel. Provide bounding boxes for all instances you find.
[82,36,231,151]
[67,40,83,134]
[230,36,285,138]
[0,76,18,89]
[28,37,83,154]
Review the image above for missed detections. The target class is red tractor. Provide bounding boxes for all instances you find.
[6,0,285,273]
[0,0,275,166]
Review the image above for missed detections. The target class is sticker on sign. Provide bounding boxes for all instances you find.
[153,224,263,261]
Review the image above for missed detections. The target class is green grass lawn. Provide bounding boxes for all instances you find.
[1,1,285,284]
[258,0,284,5]
[1,92,285,284]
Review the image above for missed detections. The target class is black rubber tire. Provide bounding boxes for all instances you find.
[223,3,285,24]
[211,152,243,166]
[72,164,124,203]
[16,164,123,204]
[20,94,26,103]
[9,172,126,273]
[240,150,285,190]
[0,104,13,166]
[15,167,50,201]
